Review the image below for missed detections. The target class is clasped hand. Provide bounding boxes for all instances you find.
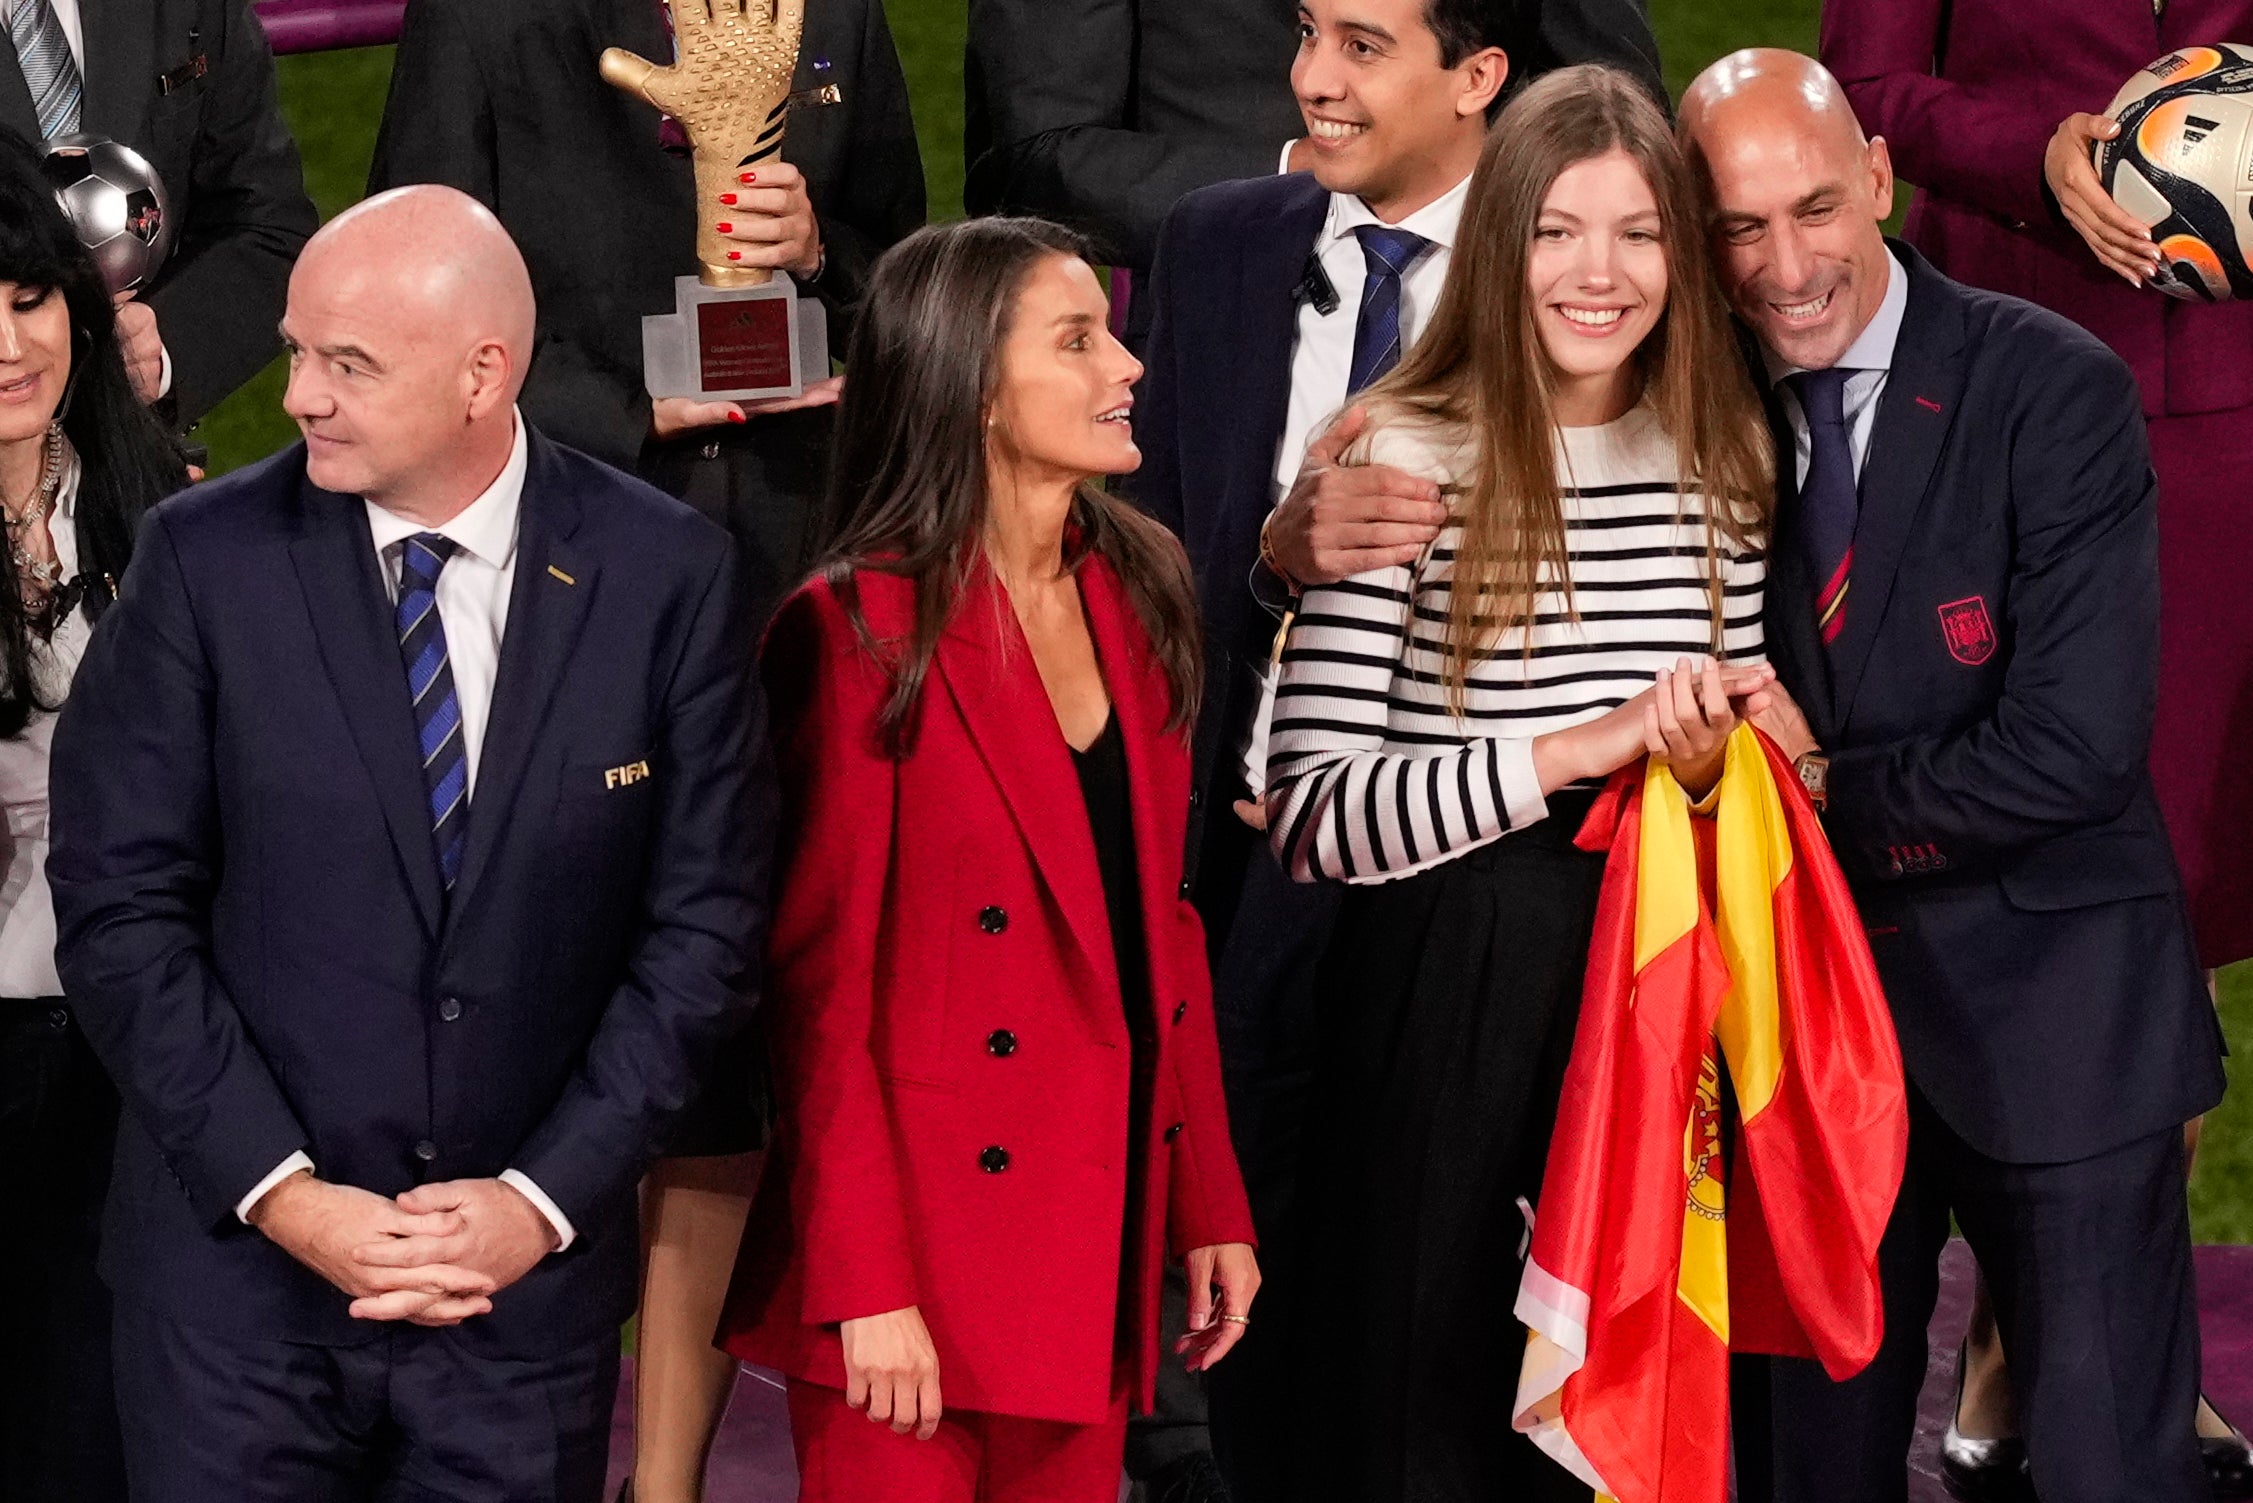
[248,1172,559,1327]
[1538,659,1778,803]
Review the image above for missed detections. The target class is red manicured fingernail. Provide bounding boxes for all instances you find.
[727,250,742,260]
[727,410,746,424]
[715,221,733,233]
[718,193,738,205]
[738,172,757,184]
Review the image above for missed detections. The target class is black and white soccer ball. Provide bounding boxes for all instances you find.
[40,133,174,296]
[2093,43,2253,303]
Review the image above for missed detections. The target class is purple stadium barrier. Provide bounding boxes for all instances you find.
[253,0,406,54]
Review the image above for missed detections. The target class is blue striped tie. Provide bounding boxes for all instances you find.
[1347,224,1431,395]
[9,0,81,142]
[396,534,469,890]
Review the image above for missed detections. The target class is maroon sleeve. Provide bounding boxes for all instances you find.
[1822,0,2061,228]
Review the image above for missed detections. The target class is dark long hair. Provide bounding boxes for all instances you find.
[0,126,188,737]
[815,216,1201,756]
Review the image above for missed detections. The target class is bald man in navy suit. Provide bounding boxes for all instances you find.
[1682,52,2224,1503]
[50,186,771,1503]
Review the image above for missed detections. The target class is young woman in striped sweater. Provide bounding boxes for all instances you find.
[1262,66,1777,1503]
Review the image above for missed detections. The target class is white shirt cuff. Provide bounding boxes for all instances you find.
[157,341,173,400]
[1278,139,1297,175]
[499,1168,577,1251]
[237,1150,313,1223]
[1492,737,1551,834]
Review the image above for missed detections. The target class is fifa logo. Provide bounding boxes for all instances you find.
[604,760,652,790]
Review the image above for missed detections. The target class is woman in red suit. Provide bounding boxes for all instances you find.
[719,215,1260,1502]
[1823,6,2253,1498]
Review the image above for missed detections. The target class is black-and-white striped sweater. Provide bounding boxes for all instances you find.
[1265,403,1766,884]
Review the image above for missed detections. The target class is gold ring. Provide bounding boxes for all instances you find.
[1219,1314,1250,1325]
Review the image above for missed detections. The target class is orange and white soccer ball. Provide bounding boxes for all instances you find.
[2093,43,2253,302]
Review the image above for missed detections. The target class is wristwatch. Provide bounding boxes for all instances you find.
[1794,751,1829,813]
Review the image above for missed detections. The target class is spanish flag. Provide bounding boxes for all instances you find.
[1512,725,1907,1503]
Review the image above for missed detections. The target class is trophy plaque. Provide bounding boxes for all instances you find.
[601,0,834,401]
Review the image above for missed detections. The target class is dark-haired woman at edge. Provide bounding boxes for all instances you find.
[719,216,1258,1502]
[1263,68,1775,1503]
[0,127,191,1503]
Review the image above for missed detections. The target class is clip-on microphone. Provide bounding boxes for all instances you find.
[1294,253,1340,316]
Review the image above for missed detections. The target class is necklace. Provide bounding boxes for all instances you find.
[5,424,69,606]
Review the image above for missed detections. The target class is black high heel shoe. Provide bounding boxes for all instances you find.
[2201,1393,2253,1501]
[1939,1341,2034,1503]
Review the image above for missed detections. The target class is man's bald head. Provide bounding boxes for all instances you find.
[1680,48,1867,164]
[1677,48,1897,373]
[281,185,538,516]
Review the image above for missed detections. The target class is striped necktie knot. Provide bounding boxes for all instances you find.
[9,0,82,142]
[394,532,468,890]
[1347,224,1431,396]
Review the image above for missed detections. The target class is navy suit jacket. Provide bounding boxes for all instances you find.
[1764,244,2224,1165]
[1130,170,1328,917]
[49,430,774,1355]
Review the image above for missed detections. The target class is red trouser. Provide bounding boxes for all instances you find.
[787,1378,1129,1503]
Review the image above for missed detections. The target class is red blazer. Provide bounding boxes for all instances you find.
[719,553,1255,1425]
[1824,0,2253,419]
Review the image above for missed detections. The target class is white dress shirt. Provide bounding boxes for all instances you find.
[240,415,574,1250]
[1763,246,1910,486]
[1271,173,1471,504]
[0,455,90,999]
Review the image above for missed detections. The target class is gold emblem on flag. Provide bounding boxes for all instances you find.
[1684,1050,1726,1222]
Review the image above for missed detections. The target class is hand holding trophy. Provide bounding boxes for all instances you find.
[601,0,831,399]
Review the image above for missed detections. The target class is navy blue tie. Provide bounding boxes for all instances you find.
[395,534,469,889]
[1347,224,1431,395]
[1786,367,1859,649]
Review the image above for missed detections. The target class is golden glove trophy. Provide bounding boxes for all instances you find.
[601,0,830,400]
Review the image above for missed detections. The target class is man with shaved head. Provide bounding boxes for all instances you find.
[1682,50,2222,1503]
[47,183,773,1502]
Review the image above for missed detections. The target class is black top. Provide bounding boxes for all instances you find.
[1070,712,1151,1034]
[1071,710,1155,1337]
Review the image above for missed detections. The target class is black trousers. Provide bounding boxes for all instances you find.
[1201,846,1339,1503]
[0,998,126,1503]
[1742,1087,2204,1503]
[1285,806,1604,1503]
[112,1300,621,1503]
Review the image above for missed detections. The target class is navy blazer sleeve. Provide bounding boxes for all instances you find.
[505,537,774,1224]
[1129,204,1190,538]
[49,509,311,1230]
[1823,345,2160,876]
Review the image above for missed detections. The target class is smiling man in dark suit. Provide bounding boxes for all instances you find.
[1127,2,1659,1498]
[1680,50,2226,1503]
[48,185,771,1503]
[1,0,316,425]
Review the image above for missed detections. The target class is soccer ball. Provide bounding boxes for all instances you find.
[40,133,174,296]
[2093,43,2253,302]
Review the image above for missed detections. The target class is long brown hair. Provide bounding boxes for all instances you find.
[815,216,1202,755]
[1362,64,1772,705]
